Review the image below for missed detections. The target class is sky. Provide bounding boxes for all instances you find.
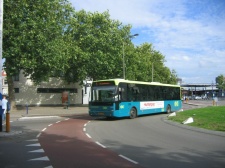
[70,0,225,84]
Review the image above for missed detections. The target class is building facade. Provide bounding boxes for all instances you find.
[2,70,8,95]
[12,71,92,106]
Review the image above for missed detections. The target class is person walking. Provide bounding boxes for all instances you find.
[2,95,8,121]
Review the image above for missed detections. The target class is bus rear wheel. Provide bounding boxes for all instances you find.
[129,108,137,119]
[166,105,171,114]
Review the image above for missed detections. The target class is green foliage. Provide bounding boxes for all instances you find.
[216,74,225,91]
[126,43,177,84]
[169,106,225,131]
[3,0,74,83]
[63,10,132,82]
[3,0,179,106]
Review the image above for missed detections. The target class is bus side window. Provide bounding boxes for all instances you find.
[118,83,128,101]
[118,87,124,100]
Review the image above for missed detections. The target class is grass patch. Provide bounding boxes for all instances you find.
[168,106,225,131]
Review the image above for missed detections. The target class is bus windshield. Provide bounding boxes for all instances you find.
[89,86,118,102]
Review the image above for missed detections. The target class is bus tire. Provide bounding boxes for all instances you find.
[166,105,171,114]
[129,108,137,119]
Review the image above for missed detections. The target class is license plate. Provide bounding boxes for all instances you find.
[98,112,104,116]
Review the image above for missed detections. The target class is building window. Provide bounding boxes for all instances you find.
[13,74,19,81]
[3,79,8,85]
[14,88,19,93]
[37,88,77,93]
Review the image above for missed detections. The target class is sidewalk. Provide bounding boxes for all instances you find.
[184,99,225,107]
[0,106,89,137]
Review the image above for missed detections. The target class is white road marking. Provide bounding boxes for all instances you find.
[26,143,41,147]
[56,121,61,123]
[28,149,44,153]
[19,116,60,120]
[86,133,92,138]
[119,154,138,164]
[48,124,53,127]
[42,128,47,132]
[96,141,106,148]
[44,166,53,168]
[28,156,50,161]
[83,127,86,132]
[36,133,41,138]
[26,139,38,142]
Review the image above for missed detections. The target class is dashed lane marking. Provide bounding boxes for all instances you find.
[96,141,106,148]
[86,133,92,138]
[42,128,47,132]
[36,133,41,138]
[119,155,138,164]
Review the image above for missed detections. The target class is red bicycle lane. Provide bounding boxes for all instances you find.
[38,116,143,168]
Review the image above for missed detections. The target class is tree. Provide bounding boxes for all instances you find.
[63,10,132,82]
[3,0,180,109]
[216,74,225,94]
[3,0,75,108]
[126,43,178,84]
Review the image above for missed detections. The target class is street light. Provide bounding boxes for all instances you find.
[152,62,154,82]
[123,34,139,79]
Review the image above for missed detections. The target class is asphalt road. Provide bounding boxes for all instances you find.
[0,117,63,168]
[1,101,225,168]
[85,105,225,168]
[39,115,142,168]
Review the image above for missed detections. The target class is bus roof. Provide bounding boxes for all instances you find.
[93,79,180,87]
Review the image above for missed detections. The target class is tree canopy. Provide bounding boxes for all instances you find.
[3,0,178,107]
[216,74,225,91]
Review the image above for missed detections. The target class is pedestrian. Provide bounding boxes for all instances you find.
[214,97,218,106]
[2,95,8,121]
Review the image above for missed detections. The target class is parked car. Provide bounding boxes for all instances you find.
[194,96,202,100]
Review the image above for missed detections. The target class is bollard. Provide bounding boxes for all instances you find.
[26,104,28,115]
[6,112,10,132]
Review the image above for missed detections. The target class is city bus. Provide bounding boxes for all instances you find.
[89,79,182,119]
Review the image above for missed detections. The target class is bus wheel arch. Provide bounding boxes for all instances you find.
[166,105,171,114]
[129,107,137,119]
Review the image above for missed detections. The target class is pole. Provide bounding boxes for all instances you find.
[152,63,153,82]
[0,0,3,92]
[6,112,10,132]
[0,0,3,132]
[122,42,125,79]
[0,114,2,132]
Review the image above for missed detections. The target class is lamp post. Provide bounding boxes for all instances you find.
[123,33,139,79]
[152,63,154,82]
[0,0,3,94]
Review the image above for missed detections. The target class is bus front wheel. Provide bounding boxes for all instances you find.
[166,105,171,114]
[129,108,137,119]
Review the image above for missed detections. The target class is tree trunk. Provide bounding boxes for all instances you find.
[7,76,16,110]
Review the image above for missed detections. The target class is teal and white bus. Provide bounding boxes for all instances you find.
[89,79,182,119]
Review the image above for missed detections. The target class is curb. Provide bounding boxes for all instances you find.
[162,116,225,137]
[0,130,23,137]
